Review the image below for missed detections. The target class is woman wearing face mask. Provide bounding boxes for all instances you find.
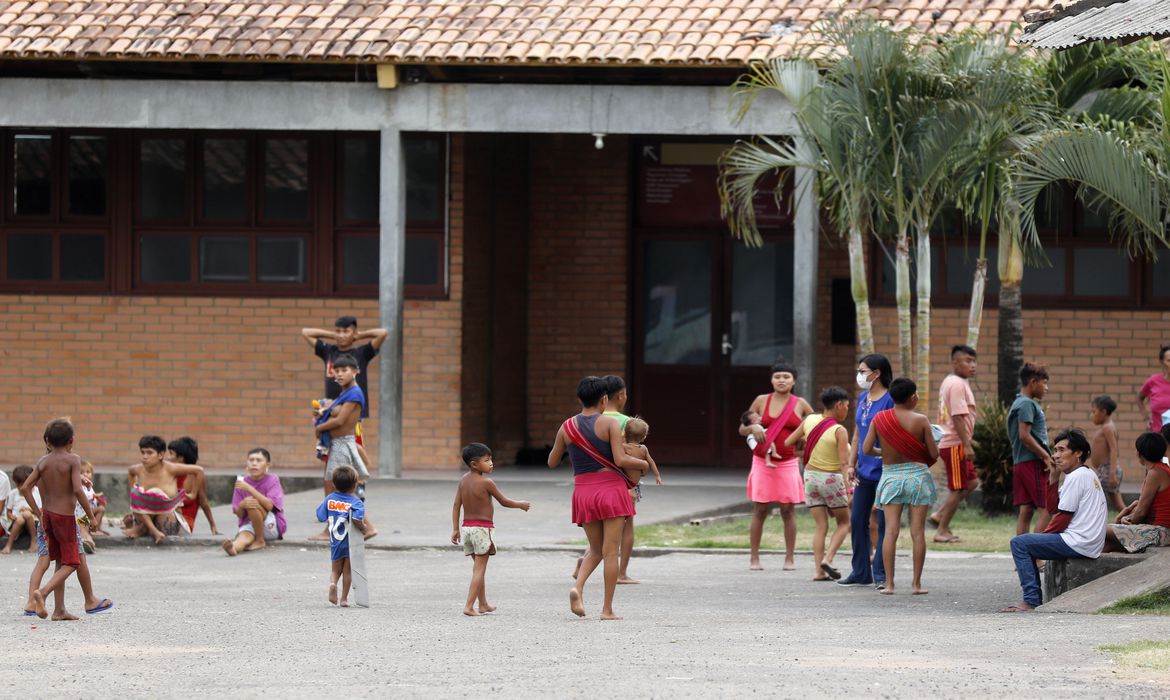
[738,358,814,571]
[836,354,895,588]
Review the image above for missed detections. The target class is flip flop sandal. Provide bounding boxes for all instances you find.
[85,599,114,614]
[22,610,36,617]
[819,562,842,580]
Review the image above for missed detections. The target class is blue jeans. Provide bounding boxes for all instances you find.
[848,477,886,584]
[1010,533,1084,606]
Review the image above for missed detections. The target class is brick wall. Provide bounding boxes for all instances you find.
[869,303,1165,484]
[526,134,630,444]
[0,136,467,472]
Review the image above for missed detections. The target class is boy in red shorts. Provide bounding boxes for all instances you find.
[931,345,979,543]
[1008,363,1055,535]
[21,418,99,620]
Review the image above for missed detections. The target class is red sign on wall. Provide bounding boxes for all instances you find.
[636,141,791,229]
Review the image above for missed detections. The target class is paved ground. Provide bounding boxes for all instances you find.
[3,547,1169,697]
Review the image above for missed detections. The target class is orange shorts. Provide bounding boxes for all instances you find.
[941,445,977,491]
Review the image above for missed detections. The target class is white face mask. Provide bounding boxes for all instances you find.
[856,370,873,391]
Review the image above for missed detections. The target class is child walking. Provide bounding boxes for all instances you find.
[315,465,369,607]
[451,443,530,617]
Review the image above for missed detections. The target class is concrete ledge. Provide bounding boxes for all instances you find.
[1040,549,1170,613]
[93,473,320,514]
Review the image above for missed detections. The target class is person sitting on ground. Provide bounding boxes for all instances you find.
[0,466,9,543]
[222,448,289,556]
[1001,428,1107,612]
[123,435,206,544]
[1103,432,1170,553]
[2,465,37,554]
[786,386,852,581]
[863,377,939,595]
[168,436,220,535]
[1088,396,1125,513]
[317,465,371,607]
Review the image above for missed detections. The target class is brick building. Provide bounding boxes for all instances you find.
[5,1,1154,483]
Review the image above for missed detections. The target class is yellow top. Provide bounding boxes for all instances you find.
[800,414,843,472]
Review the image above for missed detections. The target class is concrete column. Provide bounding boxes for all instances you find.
[378,128,406,477]
[792,140,819,401]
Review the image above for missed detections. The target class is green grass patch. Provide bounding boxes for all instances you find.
[630,505,1017,553]
[1099,640,1170,673]
[1100,589,1170,616]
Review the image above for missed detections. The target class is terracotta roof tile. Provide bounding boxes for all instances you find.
[0,0,1047,65]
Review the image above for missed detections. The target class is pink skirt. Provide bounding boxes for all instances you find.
[746,455,805,504]
[572,470,636,525]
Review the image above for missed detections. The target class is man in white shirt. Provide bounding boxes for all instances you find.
[1001,428,1106,612]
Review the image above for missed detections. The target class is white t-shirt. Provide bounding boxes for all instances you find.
[6,487,27,515]
[1057,466,1108,558]
[0,471,10,508]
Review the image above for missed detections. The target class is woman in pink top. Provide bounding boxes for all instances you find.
[1137,343,1170,431]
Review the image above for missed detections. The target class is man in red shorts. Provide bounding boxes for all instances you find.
[21,417,99,620]
[1008,363,1055,535]
[931,345,979,543]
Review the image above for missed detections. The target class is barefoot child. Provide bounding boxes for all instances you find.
[21,418,105,620]
[1008,363,1055,535]
[75,461,98,553]
[2,466,37,554]
[785,386,852,581]
[316,466,370,607]
[312,354,370,541]
[451,443,530,616]
[1089,395,1126,513]
[222,448,288,556]
[123,435,206,544]
[863,377,939,595]
[168,437,219,535]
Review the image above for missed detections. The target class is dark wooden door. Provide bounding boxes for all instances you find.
[631,232,793,466]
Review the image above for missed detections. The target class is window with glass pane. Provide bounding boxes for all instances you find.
[1021,248,1066,295]
[140,138,187,220]
[7,233,52,280]
[878,245,942,296]
[60,234,105,281]
[1153,255,1170,298]
[944,246,999,296]
[13,134,52,216]
[67,136,107,217]
[200,237,250,282]
[730,241,794,366]
[642,240,712,365]
[141,235,191,282]
[257,237,305,283]
[263,139,309,221]
[1073,248,1128,296]
[343,236,379,286]
[341,137,379,222]
[404,237,440,287]
[405,137,442,222]
[203,138,247,221]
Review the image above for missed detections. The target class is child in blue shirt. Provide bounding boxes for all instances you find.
[315,466,374,607]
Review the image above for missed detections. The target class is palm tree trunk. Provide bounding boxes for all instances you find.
[997,237,1025,406]
[895,231,913,376]
[848,224,875,355]
[914,225,932,414]
[966,258,987,348]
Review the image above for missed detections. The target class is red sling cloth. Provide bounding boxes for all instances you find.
[754,394,798,459]
[872,409,933,464]
[562,417,637,489]
[801,417,838,465]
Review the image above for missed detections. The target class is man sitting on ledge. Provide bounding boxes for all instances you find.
[1001,428,1106,612]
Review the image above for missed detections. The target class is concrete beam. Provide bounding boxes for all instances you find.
[0,79,797,136]
[791,137,819,401]
[378,128,406,478]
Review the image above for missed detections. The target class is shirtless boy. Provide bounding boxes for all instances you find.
[123,435,206,544]
[863,378,939,595]
[1089,395,1126,512]
[451,443,530,617]
[22,418,100,620]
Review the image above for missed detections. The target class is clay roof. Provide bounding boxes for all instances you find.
[0,1,1046,67]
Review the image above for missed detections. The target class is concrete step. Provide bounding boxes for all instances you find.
[1039,549,1170,613]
